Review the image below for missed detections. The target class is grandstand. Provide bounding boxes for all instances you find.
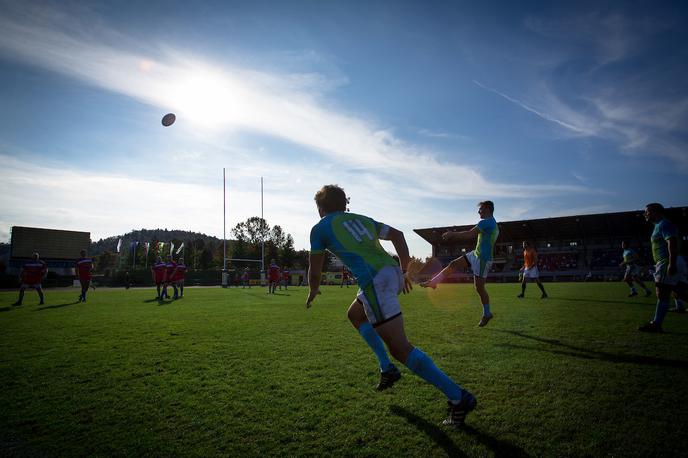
[414,206,688,282]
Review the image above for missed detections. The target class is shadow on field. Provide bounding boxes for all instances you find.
[556,297,652,306]
[495,330,688,369]
[389,405,529,457]
[34,301,80,311]
[0,306,12,312]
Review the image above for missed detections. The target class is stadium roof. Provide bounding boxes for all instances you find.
[414,207,688,246]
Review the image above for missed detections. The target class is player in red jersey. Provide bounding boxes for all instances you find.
[75,249,94,302]
[162,255,178,299]
[151,256,167,300]
[340,266,351,288]
[268,259,280,294]
[282,266,290,290]
[13,252,47,306]
[170,257,187,298]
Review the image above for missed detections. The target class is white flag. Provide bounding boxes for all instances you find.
[116,239,122,253]
[176,242,184,255]
[170,242,175,256]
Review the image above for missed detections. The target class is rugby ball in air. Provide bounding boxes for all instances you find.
[161,113,176,127]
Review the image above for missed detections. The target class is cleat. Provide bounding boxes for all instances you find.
[628,291,638,297]
[12,302,22,307]
[39,301,44,305]
[77,296,82,302]
[376,365,401,391]
[517,293,524,298]
[638,321,663,333]
[442,390,477,427]
[478,313,493,327]
[541,293,548,299]
[419,280,437,290]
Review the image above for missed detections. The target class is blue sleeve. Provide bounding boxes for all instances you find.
[661,221,677,240]
[310,224,326,254]
[372,218,390,239]
[476,219,488,233]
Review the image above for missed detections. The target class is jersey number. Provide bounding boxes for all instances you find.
[342,219,374,242]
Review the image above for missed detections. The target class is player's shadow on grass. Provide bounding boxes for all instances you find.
[494,330,688,368]
[389,405,529,458]
[0,306,12,312]
[34,301,80,311]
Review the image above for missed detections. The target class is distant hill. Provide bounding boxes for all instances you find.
[90,229,226,255]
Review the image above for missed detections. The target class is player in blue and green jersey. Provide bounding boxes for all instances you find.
[619,241,652,297]
[307,185,476,427]
[639,203,687,332]
[421,201,499,327]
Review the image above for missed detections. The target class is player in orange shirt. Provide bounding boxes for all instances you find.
[517,241,548,299]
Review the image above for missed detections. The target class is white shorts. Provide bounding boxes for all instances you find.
[522,266,539,279]
[465,250,492,278]
[653,256,687,286]
[357,265,404,327]
[20,283,42,289]
[624,265,642,278]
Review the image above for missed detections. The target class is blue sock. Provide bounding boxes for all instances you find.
[405,347,462,402]
[631,287,637,293]
[482,303,491,316]
[653,299,670,324]
[358,322,393,372]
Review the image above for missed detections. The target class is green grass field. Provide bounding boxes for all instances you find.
[1,283,687,457]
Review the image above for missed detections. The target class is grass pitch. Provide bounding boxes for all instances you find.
[1,283,687,457]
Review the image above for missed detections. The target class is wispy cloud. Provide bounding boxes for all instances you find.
[0,3,595,200]
[473,80,592,135]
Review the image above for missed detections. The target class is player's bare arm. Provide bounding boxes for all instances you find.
[380,226,413,294]
[667,237,677,275]
[442,226,478,242]
[306,253,325,308]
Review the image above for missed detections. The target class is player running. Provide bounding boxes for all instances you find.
[639,203,688,332]
[75,249,94,302]
[268,260,280,294]
[307,185,476,427]
[517,241,548,299]
[151,256,167,300]
[421,201,499,327]
[170,257,187,298]
[619,241,652,297]
[13,252,47,306]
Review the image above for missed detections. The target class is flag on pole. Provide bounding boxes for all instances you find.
[176,242,184,255]
[116,238,122,253]
[144,242,150,255]
[158,241,165,252]
[130,241,138,254]
[170,242,175,256]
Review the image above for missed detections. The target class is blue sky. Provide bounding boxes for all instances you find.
[1,0,686,258]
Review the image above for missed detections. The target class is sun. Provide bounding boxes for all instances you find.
[168,69,239,128]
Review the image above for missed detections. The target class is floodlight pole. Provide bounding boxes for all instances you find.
[223,167,227,271]
[261,176,265,276]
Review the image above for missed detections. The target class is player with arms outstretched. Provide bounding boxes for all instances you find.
[620,241,652,297]
[306,185,476,427]
[517,241,547,299]
[421,201,499,327]
[639,203,688,332]
[13,252,47,306]
[75,249,94,302]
